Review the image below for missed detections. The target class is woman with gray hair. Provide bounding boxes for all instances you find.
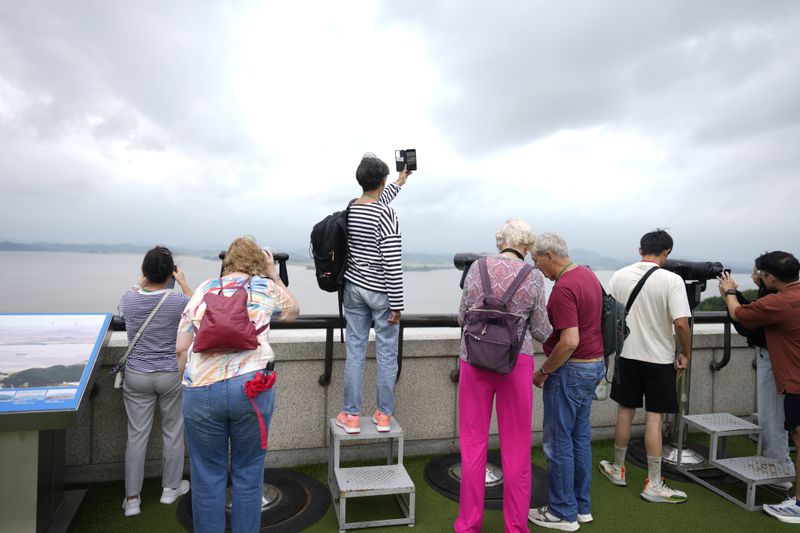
[455,218,552,533]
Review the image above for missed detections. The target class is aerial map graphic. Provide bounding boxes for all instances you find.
[0,315,108,396]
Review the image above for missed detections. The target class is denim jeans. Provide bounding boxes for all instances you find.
[757,347,793,468]
[183,371,276,533]
[542,360,605,522]
[343,282,399,415]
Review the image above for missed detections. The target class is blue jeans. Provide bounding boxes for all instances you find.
[183,371,275,533]
[343,282,399,415]
[542,361,605,522]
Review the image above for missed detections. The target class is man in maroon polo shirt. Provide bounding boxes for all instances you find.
[720,250,800,524]
[528,233,605,531]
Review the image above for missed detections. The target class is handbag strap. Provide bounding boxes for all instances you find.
[116,291,171,370]
[625,266,659,313]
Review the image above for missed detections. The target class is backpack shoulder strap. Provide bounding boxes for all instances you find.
[499,263,534,306]
[625,266,659,313]
[477,258,493,301]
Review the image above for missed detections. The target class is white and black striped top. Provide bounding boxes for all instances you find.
[119,289,190,373]
[345,182,404,310]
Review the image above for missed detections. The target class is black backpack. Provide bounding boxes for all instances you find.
[310,199,356,292]
[598,266,659,383]
[599,287,628,383]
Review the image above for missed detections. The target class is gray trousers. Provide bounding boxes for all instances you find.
[757,347,793,468]
[123,367,185,497]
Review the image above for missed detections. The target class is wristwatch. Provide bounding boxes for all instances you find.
[725,289,738,296]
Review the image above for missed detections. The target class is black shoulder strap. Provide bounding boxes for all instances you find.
[338,198,358,342]
[337,285,345,342]
[500,264,534,306]
[626,266,659,313]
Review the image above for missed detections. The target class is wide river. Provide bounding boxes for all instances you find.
[0,251,755,316]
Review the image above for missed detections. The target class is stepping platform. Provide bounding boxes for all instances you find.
[676,413,794,511]
[328,418,415,531]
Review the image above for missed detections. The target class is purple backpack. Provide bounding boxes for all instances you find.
[463,258,534,374]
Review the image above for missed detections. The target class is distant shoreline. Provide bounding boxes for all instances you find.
[0,240,756,272]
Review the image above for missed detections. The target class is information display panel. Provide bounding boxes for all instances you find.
[0,313,111,430]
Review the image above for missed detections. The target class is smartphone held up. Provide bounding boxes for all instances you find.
[395,149,417,172]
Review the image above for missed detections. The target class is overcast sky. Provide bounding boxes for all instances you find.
[1,1,798,263]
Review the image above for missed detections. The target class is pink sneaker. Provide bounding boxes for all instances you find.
[336,412,361,434]
[372,410,392,432]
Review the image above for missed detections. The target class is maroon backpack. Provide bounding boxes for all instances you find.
[193,277,267,353]
[463,259,533,373]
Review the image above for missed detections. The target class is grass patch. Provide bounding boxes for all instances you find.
[69,439,794,532]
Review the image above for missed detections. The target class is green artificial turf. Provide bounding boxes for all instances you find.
[69,438,795,532]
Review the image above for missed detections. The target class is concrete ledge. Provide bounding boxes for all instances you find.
[66,331,756,483]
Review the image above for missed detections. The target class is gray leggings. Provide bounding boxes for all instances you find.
[123,367,184,496]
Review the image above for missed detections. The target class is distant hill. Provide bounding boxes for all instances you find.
[0,241,223,260]
[1,364,85,388]
[1,241,640,271]
[571,248,628,270]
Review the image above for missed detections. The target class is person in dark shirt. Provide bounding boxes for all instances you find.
[727,268,791,492]
[720,251,800,523]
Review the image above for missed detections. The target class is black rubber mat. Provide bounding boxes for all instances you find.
[176,468,330,532]
[424,450,548,510]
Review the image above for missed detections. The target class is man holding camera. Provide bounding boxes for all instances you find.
[719,251,800,524]
[598,229,692,504]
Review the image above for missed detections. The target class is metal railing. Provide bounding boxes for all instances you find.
[112,310,734,387]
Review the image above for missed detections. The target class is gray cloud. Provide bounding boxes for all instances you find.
[0,1,251,154]
[0,1,799,266]
[377,0,800,152]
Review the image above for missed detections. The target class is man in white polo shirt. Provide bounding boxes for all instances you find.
[598,229,693,504]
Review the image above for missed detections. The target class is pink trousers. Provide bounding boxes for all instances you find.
[454,355,533,533]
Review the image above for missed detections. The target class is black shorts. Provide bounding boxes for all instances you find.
[784,393,800,432]
[610,358,678,413]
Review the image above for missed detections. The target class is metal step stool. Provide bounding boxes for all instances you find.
[328,418,415,531]
[676,413,794,510]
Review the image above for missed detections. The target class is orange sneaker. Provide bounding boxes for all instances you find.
[372,410,392,432]
[336,412,361,434]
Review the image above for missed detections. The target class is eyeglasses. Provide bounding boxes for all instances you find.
[755,269,771,279]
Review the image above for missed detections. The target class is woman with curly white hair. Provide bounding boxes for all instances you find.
[455,218,552,533]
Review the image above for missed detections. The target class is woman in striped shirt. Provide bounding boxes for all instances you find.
[336,153,411,434]
[119,246,193,517]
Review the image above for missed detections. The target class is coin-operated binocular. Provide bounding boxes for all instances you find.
[218,250,290,286]
[453,253,490,289]
[662,259,727,310]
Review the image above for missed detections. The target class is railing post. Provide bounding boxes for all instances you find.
[318,327,334,386]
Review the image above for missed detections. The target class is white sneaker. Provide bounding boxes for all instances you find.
[598,460,626,486]
[767,481,794,491]
[640,478,688,504]
[577,513,593,523]
[122,496,141,517]
[764,497,800,524]
[528,505,580,531]
[160,480,190,504]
